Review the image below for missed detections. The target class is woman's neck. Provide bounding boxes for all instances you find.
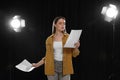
[54,31,63,36]
[54,31,63,41]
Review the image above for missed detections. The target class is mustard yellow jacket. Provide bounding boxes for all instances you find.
[45,33,80,75]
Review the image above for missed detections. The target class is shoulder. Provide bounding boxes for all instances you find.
[45,34,54,44]
[64,33,69,38]
[46,34,54,40]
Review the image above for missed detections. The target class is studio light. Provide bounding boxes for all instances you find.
[101,3,120,80]
[10,15,25,32]
[101,4,118,22]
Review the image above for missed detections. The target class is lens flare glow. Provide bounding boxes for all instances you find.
[9,15,25,32]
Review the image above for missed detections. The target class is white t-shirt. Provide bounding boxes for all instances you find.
[53,41,63,61]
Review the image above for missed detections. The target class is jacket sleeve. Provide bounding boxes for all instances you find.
[72,48,80,57]
[44,37,49,60]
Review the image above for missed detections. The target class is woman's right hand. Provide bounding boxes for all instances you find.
[32,58,45,68]
[32,63,39,68]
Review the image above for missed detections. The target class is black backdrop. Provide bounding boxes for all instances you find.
[0,0,120,80]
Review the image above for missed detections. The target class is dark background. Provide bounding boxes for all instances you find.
[0,0,120,80]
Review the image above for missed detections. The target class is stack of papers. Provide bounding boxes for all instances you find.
[15,59,35,72]
[64,30,82,48]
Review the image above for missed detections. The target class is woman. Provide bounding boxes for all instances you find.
[32,16,80,80]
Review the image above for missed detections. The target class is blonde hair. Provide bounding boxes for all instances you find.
[52,16,67,34]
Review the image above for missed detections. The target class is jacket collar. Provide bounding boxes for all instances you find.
[49,33,68,38]
[48,33,68,47]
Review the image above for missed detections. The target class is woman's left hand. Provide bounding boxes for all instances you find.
[74,41,80,49]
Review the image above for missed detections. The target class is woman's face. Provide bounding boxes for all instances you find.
[54,18,66,32]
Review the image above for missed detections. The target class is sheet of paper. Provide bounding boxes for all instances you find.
[64,30,82,48]
[15,59,35,72]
